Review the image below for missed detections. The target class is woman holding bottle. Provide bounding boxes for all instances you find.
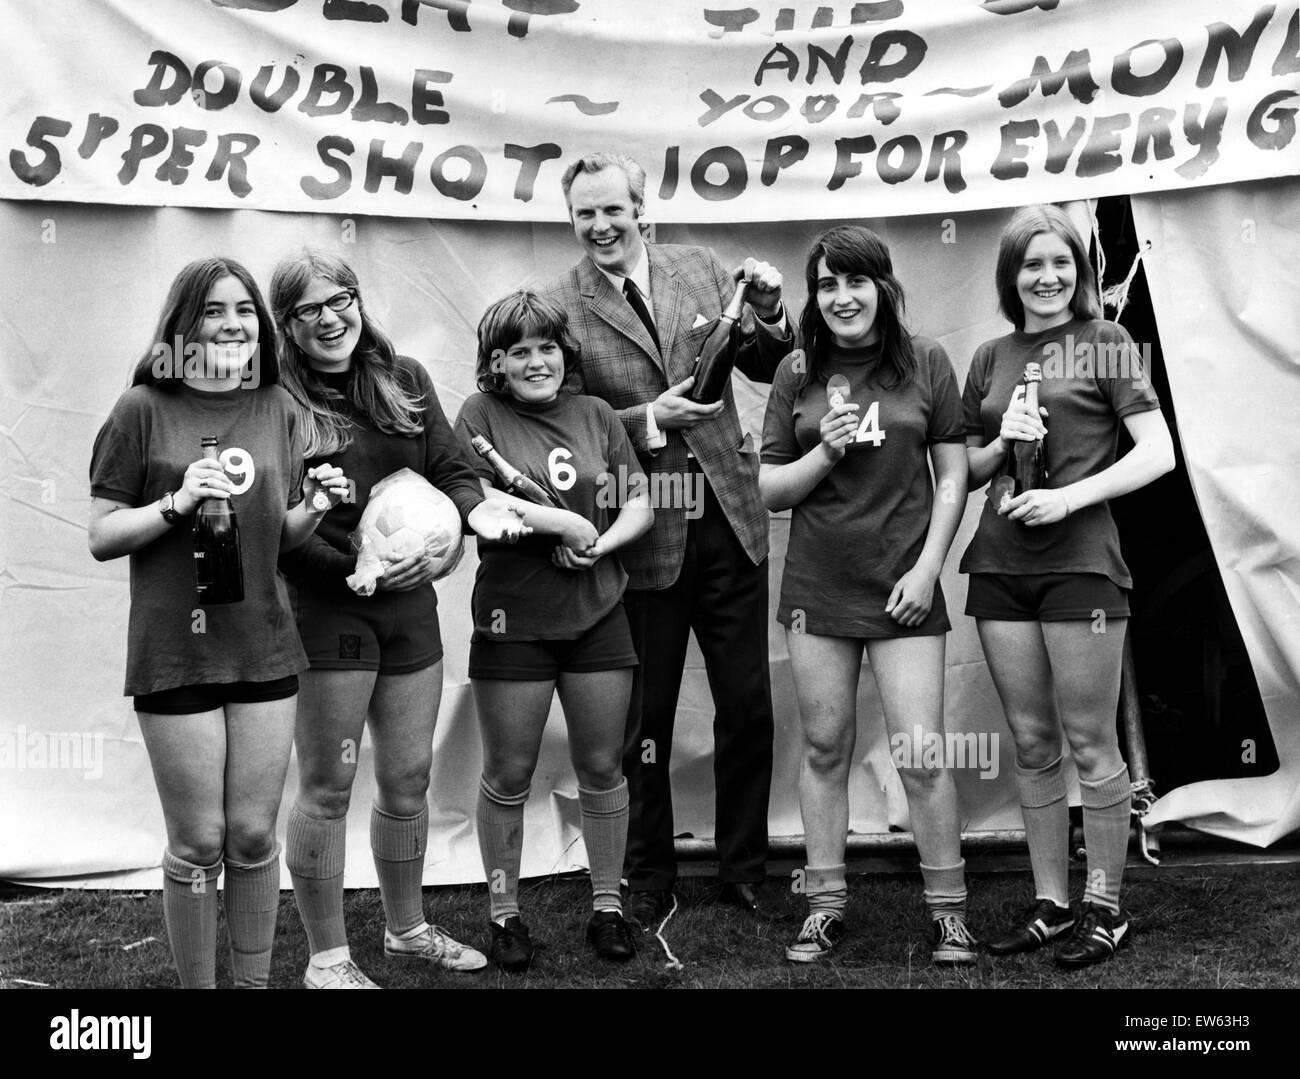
[272,251,527,989]
[89,256,348,988]
[453,289,653,972]
[760,225,974,964]
[961,204,1174,968]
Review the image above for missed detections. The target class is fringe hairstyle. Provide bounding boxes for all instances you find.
[270,250,423,457]
[796,225,916,394]
[474,290,582,398]
[130,257,279,388]
[995,204,1101,330]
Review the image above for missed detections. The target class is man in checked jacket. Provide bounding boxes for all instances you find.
[544,151,791,926]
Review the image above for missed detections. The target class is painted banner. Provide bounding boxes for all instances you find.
[2,0,1299,221]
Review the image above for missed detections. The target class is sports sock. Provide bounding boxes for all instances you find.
[1080,766,1131,914]
[284,804,348,957]
[161,850,221,989]
[578,779,629,914]
[309,945,352,969]
[804,864,848,918]
[1015,754,1070,907]
[370,804,429,936]
[920,859,967,921]
[223,845,281,989]
[477,776,528,924]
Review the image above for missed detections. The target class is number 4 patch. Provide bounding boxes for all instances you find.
[854,401,886,446]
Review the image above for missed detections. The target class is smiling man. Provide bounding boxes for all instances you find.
[543,151,791,925]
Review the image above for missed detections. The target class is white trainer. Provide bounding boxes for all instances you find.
[303,958,381,989]
[384,923,488,972]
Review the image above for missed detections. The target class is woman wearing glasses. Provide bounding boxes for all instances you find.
[271,251,527,989]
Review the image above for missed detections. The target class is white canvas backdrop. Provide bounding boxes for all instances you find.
[4,178,1299,887]
[0,201,1023,887]
[1134,175,1300,846]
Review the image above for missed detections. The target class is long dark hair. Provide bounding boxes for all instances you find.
[995,204,1101,330]
[130,256,279,388]
[797,225,915,393]
[475,289,582,398]
[270,250,423,457]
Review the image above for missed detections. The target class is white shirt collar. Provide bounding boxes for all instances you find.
[594,240,652,313]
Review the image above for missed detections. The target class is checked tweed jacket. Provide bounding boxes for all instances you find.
[544,242,792,591]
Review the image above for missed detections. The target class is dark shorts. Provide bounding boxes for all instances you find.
[292,582,443,674]
[468,604,638,681]
[966,572,1130,622]
[134,675,299,715]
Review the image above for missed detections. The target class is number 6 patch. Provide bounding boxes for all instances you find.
[854,401,886,446]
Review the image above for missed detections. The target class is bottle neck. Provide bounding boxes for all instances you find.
[722,280,748,322]
[483,445,519,484]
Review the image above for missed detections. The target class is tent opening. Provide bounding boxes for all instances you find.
[1094,195,1280,797]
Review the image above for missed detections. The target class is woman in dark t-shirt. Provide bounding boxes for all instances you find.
[88,257,349,988]
[271,251,528,989]
[759,226,974,965]
[452,290,653,972]
[962,205,1174,968]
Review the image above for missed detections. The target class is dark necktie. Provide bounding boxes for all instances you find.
[623,278,661,354]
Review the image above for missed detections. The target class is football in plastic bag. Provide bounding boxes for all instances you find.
[345,468,464,596]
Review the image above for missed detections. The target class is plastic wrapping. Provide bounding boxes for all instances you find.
[345,469,464,596]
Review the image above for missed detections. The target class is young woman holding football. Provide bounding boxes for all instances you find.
[272,251,527,989]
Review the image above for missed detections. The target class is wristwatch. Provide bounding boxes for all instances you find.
[159,491,181,524]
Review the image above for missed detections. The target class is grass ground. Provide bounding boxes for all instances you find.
[3,863,1298,990]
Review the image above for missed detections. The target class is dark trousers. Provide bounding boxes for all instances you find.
[622,474,774,891]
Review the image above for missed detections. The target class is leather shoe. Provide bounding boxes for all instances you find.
[718,880,762,915]
[625,889,674,929]
[586,910,637,961]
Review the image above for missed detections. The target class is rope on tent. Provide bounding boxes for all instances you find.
[1087,200,1150,322]
[1089,200,1106,300]
[650,893,684,971]
[1102,240,1151,322]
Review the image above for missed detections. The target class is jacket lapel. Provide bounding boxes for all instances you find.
[646,246,691,383]
[577,256,664,372]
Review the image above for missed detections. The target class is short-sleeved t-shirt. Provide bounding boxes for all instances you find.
[278,355,485,597]
[958,318,1161,587]
[761,336,967,638]
[453,391,643,642]
[89,382,309,696]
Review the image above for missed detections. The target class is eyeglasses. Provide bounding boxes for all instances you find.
[289,289,357,323]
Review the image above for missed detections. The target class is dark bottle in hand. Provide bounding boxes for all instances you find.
[470,434,560,508]
[193,436,245,604]
[1012,361,1048,493]
[688,281,748,404]
[992,362,1049,513]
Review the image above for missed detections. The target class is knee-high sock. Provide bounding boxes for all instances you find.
[371,804,428,936]
[223,845,281,989]
[1015,755,1069,908]
[920,859,967,921]
[477,777,528,923]
[578,780,629,913]
[284,805,348,958]
[1080,766,1131,914]
[804,864,848,918]
[161,850,221,989]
